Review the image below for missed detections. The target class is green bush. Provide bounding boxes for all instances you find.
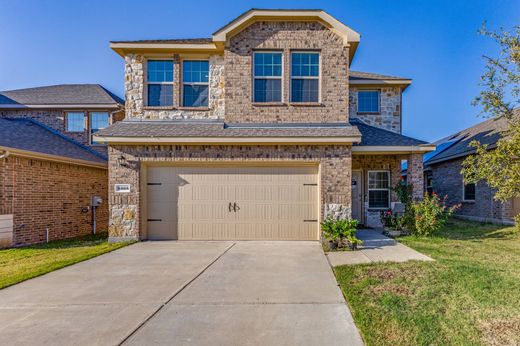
[321,217,361,250]
[411,193,460,236]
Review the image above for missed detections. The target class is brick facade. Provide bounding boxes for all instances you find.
[225,21,349,123]
[349,86,402,133]
[0,155,108,246]
[107,144,352,240]
[429,157,515,224]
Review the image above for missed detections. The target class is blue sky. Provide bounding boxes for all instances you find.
[0,0,518,141]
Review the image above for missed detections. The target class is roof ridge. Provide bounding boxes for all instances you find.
[10,118,108,161]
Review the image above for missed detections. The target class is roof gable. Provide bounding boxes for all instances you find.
[212,9,360,46]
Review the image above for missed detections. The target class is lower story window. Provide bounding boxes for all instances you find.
[463,182,476,201]
[368,171,390,209]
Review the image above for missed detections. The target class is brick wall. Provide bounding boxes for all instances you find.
[225,21,349,123]
[0,155,108,246]
[349,86,402,133]
[107,144,352,240]
[429,158,514,223]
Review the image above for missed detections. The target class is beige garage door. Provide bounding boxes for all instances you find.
[146,165,319,240]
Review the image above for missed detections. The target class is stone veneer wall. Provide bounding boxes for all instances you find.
[107,144,352,240]
[224,21,350,123]
[429,158,514,223]
[349,86,402,133]
[124,54,225,120]
[0,155,108,246]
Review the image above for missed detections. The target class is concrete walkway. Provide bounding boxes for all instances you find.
[326,229,433,267]
[0,241,363,346]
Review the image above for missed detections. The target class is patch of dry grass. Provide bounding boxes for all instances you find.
[334,219,520,346]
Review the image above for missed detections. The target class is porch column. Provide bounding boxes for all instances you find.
[407,153,424,200]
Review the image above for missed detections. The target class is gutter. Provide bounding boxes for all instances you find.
[92,135,362,145]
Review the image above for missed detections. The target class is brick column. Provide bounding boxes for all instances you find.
[407,153,424,200]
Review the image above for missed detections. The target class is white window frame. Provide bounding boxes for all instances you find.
[145,58,174,107]
[367,170,391,210]
[252,51,283,103]
[290,51,321,103]
[181,59,210,107]
[462,181,476,202]
[357,89,381,114]
[89,111,111,145]
[65,111,86,133]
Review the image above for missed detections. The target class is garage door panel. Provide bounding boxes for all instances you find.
[147,166,319,241]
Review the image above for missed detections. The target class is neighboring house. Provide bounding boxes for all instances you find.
[424,116,519,225]
[95,9,434,242]
[0,84,125,247]
[0,84,125,155]
[0,118,108,247]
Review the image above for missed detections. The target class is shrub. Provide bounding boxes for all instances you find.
[380,210,407,230]
[514,214,520,232]
[321,217,361,250]
[392,179,413,204]
[411,193,460,236]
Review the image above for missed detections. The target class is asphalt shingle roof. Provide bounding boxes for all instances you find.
[425,116,510,165]
[0,84,124,106]
[95,121,361,138]
[351,119,428,146]
[349,71,410,81]
[0,118,107,164]
[110,38,213,44]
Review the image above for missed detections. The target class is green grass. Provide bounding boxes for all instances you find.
[334,219,520,346]
[0,232,132,289]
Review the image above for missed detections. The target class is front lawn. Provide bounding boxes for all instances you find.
[334,219,520,346]
[0,232,131,289]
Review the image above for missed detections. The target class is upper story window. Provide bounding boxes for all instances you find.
[183,60,209,107]
[253,52,282,102]
[358,90,380,113]
[90,112,109,145]
[66,112,85,132]
[368,171,390,209]
[147,60,174,106]
[463,182,476,201]
[291,52,320,103]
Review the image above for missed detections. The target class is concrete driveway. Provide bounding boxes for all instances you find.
[0,241,363,346]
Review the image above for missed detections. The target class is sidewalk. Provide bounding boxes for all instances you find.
[326,230,433,266]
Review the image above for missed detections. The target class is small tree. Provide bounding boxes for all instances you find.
[461,24,520,228]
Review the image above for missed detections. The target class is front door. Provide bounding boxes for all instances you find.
[351,171,363,223]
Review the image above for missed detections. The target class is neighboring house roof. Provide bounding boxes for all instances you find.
[94,120,362,144]
[424,116,510,166]
[0,84,124,109]
[351,119,430,153]
[0,118,107,167]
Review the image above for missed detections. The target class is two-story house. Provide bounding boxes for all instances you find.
[0,84,124,246]
[95,9,434,242]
